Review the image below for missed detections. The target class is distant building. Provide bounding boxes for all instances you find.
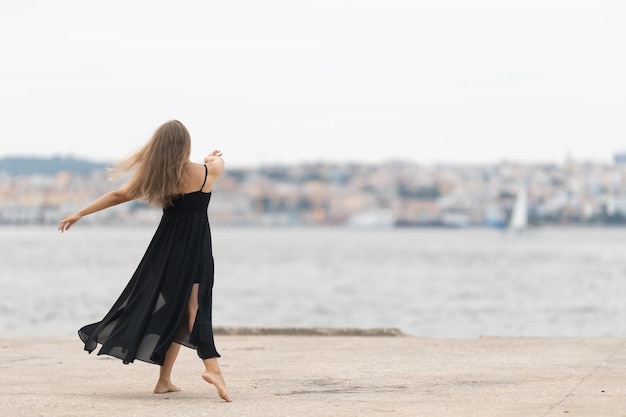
[614,152,626,165]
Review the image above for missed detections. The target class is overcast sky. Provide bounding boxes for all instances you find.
[1,0,625,166]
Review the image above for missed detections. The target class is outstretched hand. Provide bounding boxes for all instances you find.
[204,150,223,164]
[58,213,82,233]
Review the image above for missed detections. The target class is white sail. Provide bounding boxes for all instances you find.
[509,184,527,232]
[347,209,395,228]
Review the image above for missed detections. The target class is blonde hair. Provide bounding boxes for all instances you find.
[111,120,191,207]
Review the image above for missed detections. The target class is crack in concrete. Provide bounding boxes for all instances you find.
[541,340,626,417]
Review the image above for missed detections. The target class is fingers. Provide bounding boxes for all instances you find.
[204,150,223,164]
[58,217,76,233]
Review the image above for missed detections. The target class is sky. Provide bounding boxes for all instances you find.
[1,0,625,167]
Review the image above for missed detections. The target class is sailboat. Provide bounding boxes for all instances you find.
[508,184,528,233]
[347,208,395,228]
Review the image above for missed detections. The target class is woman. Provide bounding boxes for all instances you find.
[58,120,231,402]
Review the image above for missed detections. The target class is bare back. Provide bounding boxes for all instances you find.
[179,162,222,195]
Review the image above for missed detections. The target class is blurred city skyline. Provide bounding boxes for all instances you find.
[4,155,626,228]
[2,1,625,166]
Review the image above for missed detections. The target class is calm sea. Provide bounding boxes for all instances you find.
[1,225,625,338]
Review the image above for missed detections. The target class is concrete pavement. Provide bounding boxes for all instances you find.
[1,330,625,416]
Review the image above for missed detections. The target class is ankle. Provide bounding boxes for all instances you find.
[203,358,222,374]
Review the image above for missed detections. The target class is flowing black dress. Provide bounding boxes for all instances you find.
[78,167,220,365]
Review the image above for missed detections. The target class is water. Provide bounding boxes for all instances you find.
[1,226,626,338]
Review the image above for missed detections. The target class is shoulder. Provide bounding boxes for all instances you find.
[189,161,222,177]
[178,163,207,193]
[187,162,207,176]
[205,158,225,177]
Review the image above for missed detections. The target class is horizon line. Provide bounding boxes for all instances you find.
[0,152,621,168]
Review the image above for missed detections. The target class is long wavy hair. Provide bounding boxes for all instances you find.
[110,120,191,207]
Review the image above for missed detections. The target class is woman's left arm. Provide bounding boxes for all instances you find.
[58,187,132,233]
[204,150,225,177]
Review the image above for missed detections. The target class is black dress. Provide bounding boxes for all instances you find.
[78,166,220,365]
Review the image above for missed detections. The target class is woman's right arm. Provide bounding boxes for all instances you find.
[58,187,132,233]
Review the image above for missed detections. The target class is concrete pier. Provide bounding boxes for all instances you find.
[1,331,625,416]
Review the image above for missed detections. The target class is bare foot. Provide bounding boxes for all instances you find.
[153,381,181,394]
[202,371,232,402]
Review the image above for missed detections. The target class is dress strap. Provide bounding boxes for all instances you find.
[200,164,208,191]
